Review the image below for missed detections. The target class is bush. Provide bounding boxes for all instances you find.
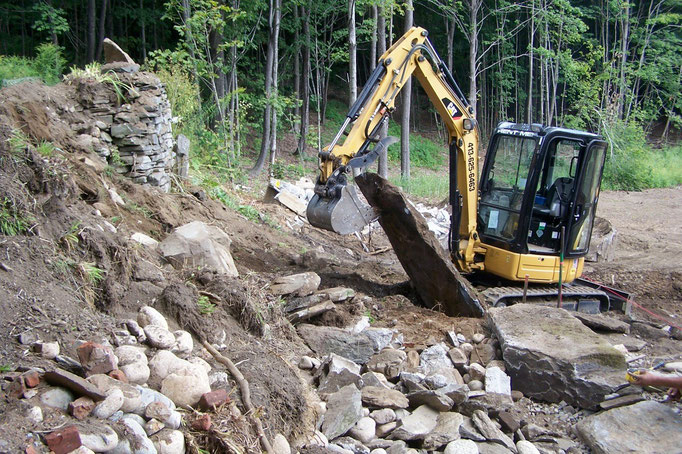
[0,43,65,86]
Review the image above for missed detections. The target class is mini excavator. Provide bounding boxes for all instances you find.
[306,27,613,312]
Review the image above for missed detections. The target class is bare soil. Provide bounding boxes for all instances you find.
[0,79,680,452]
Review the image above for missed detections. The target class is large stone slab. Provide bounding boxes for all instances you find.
[576,400,682,454]
[298,324,383,364]
[322,384,363,440]
[488,304,626,409]
[356,173,485,317]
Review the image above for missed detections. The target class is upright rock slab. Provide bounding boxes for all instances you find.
[322,384,363,440]
[576,400,682,454]
[488,304,626,409]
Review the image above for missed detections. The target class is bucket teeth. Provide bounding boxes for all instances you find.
[306,185,378,235]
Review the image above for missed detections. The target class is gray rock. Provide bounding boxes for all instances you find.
[159,221,238,277]
[399,372,427,392]
[114,417,156,454]
[298,324,384,364]
[137,306,169,330]
[440,383,470,404]
[424,373,449,389]
[145,419,165,436]
[143,325,176,350]
[150,429,185,454]
[361,386,409,409]
[472,334,485,344]
[460,417,486,442]
[575,400,682,454]
[389,405,439,441]
[79,422,119,452]
[476,442,512,454]
[419,344,453,375]
[488,304,626,409]
[367,348,407,380]
[318,354,362,394]
[406,390,454,411]
[445,439,479,454]
[376,422,398,438]
[361,372,393,390]
[121,362,151,385]
[631,321,669,339]
[322,287,356,302]
[386,441,408,454]
[27,406,43,424]
[272,434,291,454]
[334,437,370,454]
[468,380,483,391]
[423,412,464,450]
[270,272,320,296]
[370,408,396,425]
[467,363,486,381]
[471,410,516,452]
[448,348,469,368]
[363,329,395,352]
[171,331,193,356]
[349,417,376,444]
[40,387,75,410]
[299,356,315,370]
[322,384,363,440]
[134,386,176,414]
[573,313,630,333]
[103,38,136,64]
[87,374,142,413]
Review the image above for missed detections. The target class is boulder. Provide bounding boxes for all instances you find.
[586,217,617,262]
[389,405,439,441]
[488,304,626,409]
[322,384,363,440]
[419,344,453,375]
[318,354,362,394]
[422,412,464,450]
[159,221,238,277]
[137,306,169,330]
[270,272,321,297]
[575,400,682,454]
[573,312,630,334]
[361,386,409,409]
[298,325,382,364]
[367,348,407,380]
[102,38,136,64]
[349,417,376,444]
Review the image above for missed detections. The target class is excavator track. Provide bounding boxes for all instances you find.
[481,283,610,313]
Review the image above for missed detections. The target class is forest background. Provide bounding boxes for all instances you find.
[0,0,680,197]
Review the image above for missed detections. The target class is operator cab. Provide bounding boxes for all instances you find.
[477,122,607,259]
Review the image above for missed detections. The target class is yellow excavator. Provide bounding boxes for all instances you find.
[306,27,612,314]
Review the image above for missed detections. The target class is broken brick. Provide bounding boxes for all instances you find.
[22,370,41,388]
[69,397,96,420]
[198,389,229,410]
[191,414,212,431]
[76,341,118,375]
[45,425,82,454]
[108,369,128,383]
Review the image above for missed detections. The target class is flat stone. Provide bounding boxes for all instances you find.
[573,312,630,333]
[603,333,647,352]
[448,348,468,368]
[361,386,409,409]
[40,388,75,410]
[86,374,142,412]
[44,369,107,401]
[497,411,520,434]
[423,412,464,450]
[322,384,363,440]
[576,400,682,454]
[476,442,512,454]
[488,304,626,409]
[78,422,119,452]
[471,410,516,452]
[631,321,669,339]
[361,371,393,390]
[334,436,370,454]
[445,439,478,454]
[406,390,454,411]
[298,324,382,364]
[389,405,439,441]
[400,372,427,392]
[318,354,362,394]
[598,393,644,411]
[439,383,470,404]
[270,272,321,296]
[366,348,406,380]
[370,408,396,425]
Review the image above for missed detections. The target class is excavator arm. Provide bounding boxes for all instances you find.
[307,27,483,271]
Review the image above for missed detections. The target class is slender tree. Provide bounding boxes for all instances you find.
[400,0,413,179]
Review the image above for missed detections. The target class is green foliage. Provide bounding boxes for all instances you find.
[35,140,57,157]
[80,262,105,285]
[0,198,32,236]
[197,295,216,314]
[66,63,132,103]
[8,130,30,155]
[388,173,450,200]
[272,162,306,180]
[0,43,65,86]
[31,3,69,38]
[601,120,682,190]
[60,221,81,251]
[0,364,13,373]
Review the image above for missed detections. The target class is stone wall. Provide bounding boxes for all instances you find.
[73,65,175,192]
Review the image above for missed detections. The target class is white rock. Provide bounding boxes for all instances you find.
[299,356,315,369]
[371,450,387,454]
[151,429,185,454]
[517,440,541,454]
[349,416,376,444]
[109,188,126,206]
[160,367,211,407]
[209,371,229,388]
[39,342,60,359]
[468,380,483,391]
[485,367,511,396]
[467,363,486,381]
[370,408,396,425]
[87,374,142,413]
[145,418,165,436]
[40,388,74,410]
[131,232,159,248]
[304,431,329,448]
[351,316,371,334]
[93,388,125,419]
[420,344,454,375]
[80,423,119,452]
[272,434,291,454]
[390,405,439,441]
[115,345,148,366]
[144,325,176,350]
[135,386,176,414]
[172,331,193,356]
[121,363,151,385]
[444,439,479,454]
[69,447,95,454]
[117,417,156,453]
[472,333,485,344]
[145,401,182,430]
[188,357,211,374]
[138,306,169,330]
[460,343,474,355]
[27,406,43,424]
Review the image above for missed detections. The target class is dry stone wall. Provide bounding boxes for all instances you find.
[73,65,175,192]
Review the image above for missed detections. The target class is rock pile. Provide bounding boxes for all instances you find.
[8,305,232,454]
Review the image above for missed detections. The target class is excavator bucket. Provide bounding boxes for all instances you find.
[306,184,378,235]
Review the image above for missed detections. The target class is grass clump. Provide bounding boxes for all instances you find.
[389,173,449,200]
[197,295,216,315]
[0,198,33,236]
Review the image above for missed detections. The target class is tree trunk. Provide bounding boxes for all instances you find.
[269,0,281,168]
[95,0,108,60]
[296,1,311,155]
[618,0,630,119]
[348,0,357,106]
[446,13,455,71]
[87,0,96,62]
[377,6,388,178]
[400,0,413,179]
[294,4,301,131]
[526,0,535,123]
[250,0,279,176]
[370,5,377,72]
[139,0,146,60]
[468,0,480,114]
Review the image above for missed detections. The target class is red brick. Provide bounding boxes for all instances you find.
[22,370,41,388]
[69,397,95,420]
[198,389,230,410]
[45,426,82,454]
[191,414,212,431]
[108,369,128,383]
[76,341,117,375]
